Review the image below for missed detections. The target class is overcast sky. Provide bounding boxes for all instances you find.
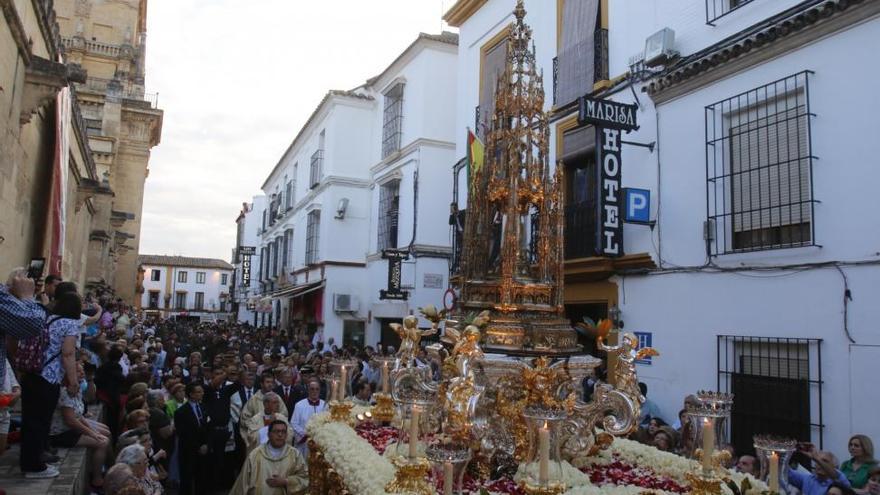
[139,0,454,261]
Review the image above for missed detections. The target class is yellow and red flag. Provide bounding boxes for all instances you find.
[467,128,484,192]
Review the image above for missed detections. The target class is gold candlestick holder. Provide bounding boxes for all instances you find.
[385,456,433,495]
[329,400,354,424]
[520,481,566,495]
[371,392,395,422]
[686,471,725,495]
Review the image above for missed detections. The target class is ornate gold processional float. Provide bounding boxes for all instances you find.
[306,3,773,495]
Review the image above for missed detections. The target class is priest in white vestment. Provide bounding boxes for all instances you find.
[241,392,292,454]
[234,419,308,495]
[241,372,288,427]
[291,378,327,460]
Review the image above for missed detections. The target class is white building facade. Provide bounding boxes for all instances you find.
[138,255,234,321]
[444,0,880,460]
[253,32,459,349]
[232,195,265,325]
[365,33,459,348]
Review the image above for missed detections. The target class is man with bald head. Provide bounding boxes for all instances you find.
[787,444,851,495]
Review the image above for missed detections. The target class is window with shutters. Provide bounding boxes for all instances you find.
[285,180,293,210]
[196,272,206,284]
[477,27,510,140]
[177,271,188,283]
[377,180,400,251]
[194,292,205,310]
[175,292,187,309]
[555,0,604,108]
[382,84,404,158]
[306,210,320,265]
[150,270,160,281]
[706,71,816,255]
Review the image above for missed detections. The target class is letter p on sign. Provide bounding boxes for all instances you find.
[624,188,651,224]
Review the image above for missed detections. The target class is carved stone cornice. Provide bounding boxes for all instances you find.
[20,56,87,125]
[75,178,113,213]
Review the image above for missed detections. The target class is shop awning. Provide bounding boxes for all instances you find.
[271,280,324,299]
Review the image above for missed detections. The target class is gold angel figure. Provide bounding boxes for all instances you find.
[597,332,659,405]
[390,315,437,366]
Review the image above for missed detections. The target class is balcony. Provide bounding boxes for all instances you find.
[310,149,324,189]
[76,76,159,109]
[564,200,598,260]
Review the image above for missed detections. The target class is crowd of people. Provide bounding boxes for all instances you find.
[632,387,880,495]
[0,269,877,495]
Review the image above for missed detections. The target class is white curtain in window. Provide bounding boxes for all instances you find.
[557,0,600,107]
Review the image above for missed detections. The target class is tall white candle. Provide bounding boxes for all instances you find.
[443,461,454,495]
[381,362,389,394]
[408,407,420,459]
[538,423,550,484]
[330,380,338,403]
[769,452,780,493]
[701,418,715,471]
[339,366,347,401]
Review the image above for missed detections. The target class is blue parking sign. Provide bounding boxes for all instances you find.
[624,188,651,224]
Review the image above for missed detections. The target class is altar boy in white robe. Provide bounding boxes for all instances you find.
[291,378,327,460]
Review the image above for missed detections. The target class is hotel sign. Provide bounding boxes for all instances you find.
[239,246,256,286]
[597,128,623,257]
[578,96,638,131]
[577,96,637,258]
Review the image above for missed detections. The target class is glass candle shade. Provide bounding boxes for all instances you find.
[521,406,568,491]
[396,403,429,460]
[426,442,471,495]
[329,358,358,402]
[686,391,734,472]
[371,356,399,395]
[754,436,796,493]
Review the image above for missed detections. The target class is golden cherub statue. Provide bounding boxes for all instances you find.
[597,331,658,405]
[390,315,437,366]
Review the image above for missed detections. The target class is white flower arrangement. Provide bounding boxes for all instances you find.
[515,460,592,487]
[308,413,768,495]
[307,416,396,495]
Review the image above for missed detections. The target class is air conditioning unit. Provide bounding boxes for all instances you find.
[644,28,677,67]
[333,293,359,312]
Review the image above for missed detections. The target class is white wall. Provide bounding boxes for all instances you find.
[615,9,880,459]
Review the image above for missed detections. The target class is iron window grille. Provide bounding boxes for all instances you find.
[310,149,323,189]
[177,271,187,283]
[282,229,292,271]
[382,83,404,158]
[705,71,816,256]
[706,0,757,25]
[717,335,824,450]
[305,210,321,265]
[377,180,401,251]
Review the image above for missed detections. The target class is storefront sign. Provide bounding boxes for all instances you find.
[624,188,651,224]
[380,249,409,301]
[578,96,638,131]
[596,128,623,257]
[239,246,255,286]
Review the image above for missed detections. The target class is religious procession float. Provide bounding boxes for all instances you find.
[305,3,790,494]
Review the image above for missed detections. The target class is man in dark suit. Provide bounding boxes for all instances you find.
[175,382,209,495]
[273,369,297,421]
[202,366,240,490]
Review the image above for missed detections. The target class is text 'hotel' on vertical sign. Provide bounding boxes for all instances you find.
[596,128,623,257]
